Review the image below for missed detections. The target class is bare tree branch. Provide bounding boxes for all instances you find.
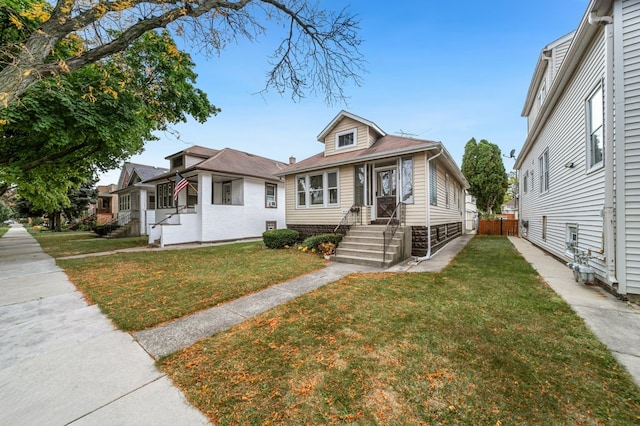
[0,0,365,108]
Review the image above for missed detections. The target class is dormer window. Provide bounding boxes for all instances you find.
[336,128,357,150]
[172,155,184,169]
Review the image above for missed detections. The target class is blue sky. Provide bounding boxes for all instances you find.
[98,0,589,185]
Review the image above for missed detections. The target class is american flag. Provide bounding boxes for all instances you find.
[173,172,189,200]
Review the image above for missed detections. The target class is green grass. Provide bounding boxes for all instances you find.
[58,242,326,331]
[0,226,8,237]
[159,236,640,425]
[28,229,148,258]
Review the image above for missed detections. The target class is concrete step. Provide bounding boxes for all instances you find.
[336,247,396,261]
[333,254,393,268]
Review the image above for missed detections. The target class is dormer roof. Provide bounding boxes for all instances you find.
[316,110,386,143]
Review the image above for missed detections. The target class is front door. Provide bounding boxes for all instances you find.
[376,168,397,219]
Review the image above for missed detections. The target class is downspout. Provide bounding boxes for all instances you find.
[410,147,443,264]
[589,12,618,286]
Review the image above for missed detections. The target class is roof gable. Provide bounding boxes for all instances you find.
[316,110,386,142]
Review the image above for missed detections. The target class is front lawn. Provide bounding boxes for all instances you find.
[159,236,640,424]
[0,226,8,237]
[28,229,148,258]
[58,242,326,331]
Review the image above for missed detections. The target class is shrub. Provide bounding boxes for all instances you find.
[263,229,300,249]
[301,233,343,251]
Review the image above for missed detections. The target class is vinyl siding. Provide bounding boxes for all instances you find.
[429,156,465,226]
[622,0,640,294]
[323,117,370,156]
[404,152,427,226]
[284,152,464,227]
[551,38,573,81]
[285,166,352,225]
[519,29,608,280]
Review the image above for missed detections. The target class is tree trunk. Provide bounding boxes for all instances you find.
[0,28,60,108]
[53,211,62,232]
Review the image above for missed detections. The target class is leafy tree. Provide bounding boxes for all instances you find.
[0,28,218,211]
[0,0,365,108]
[0,199,12,222]
[505,170,518,203]
[461,138,508,215]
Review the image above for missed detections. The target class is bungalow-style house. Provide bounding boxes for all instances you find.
[145,145,287,246]
[111,162,168,237]
[276,111,468,267]
[516,0,640,297]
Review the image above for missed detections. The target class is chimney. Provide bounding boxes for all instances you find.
[289,156,296,165]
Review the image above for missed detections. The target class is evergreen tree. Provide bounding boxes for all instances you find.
[461,138,509,215]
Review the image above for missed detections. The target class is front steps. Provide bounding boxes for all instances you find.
[334,225,410,268]
[105,219,139,238]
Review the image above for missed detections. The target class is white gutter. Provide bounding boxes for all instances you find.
[409,147,444,264]
[589,11,618,287]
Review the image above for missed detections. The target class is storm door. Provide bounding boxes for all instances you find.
[375,168,397,219]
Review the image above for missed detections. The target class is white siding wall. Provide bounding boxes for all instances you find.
[149,174,285,245]
[200,177,285,241]
[621,0,640,294]
[519,31,608,280]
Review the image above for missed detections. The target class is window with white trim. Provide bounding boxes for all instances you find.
[445,173,450,208]
[538,79,547,106]
[119,194,131,211]
[587,85,604,169]
[523,171,529,193]
[429,162,437,206]
[335,128,357,150]
[401,157,414,204]
[566,223,578,248]
[265,183,277,208]
[296,171,339,207]
[156,183,174,208]
[539,150,549,193]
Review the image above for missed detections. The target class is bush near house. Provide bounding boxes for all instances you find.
[300,233,343,252]
[263,229,300,249]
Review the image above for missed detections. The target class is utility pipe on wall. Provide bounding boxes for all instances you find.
[589,12,618,287]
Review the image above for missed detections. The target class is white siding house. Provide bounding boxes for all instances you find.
[145,145,287,246]
[517,0,640,296]
[113,163,167,237]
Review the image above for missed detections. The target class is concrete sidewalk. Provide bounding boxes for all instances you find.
[509,236,640,386]
[0,225,210,425]
[133,233,475,358]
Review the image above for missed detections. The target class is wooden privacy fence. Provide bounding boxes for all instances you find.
[478,219,518,236]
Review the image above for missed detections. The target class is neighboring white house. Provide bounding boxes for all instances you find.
[516,0,640,296]
[145,145,287,246]
[113,162,168,236]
